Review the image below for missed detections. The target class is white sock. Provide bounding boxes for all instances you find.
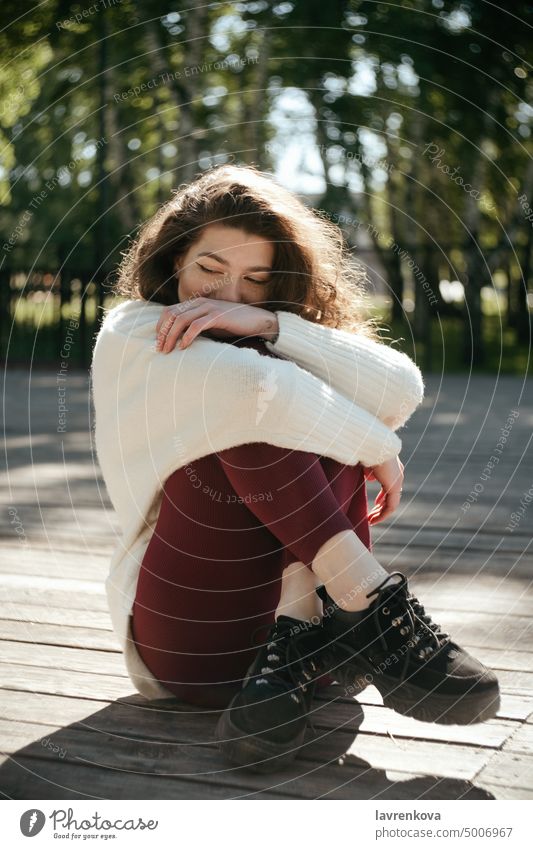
[311,529,390,612]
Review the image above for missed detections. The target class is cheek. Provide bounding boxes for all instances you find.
[178,268,203,298]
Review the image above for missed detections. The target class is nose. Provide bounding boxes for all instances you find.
[215,275,242,303]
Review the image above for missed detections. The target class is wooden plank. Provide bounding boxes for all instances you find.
[411,591,533,618]
[1,619,531,674]
[0,751,494,800]
[0,663,131,701]
[373,526,530,554]
[0,546,109,581]
[316,684,533,722]
[0,718,496,796]
[0,755,288,800]
[475,750,533,792]
[0,574,105,595]
[0,602,112,630]
[495,670,533,695]
[0,688,518,751]
[424,614,533,652]
[0,641,126,677]
[471,647,533,673]
[373,548,533,579]
[305,728,492,781]
[502,723,533,755]
[311,697,517,749]
[2,637,532,694]
[474,783,532,800]
[1,653,531,722]
[0,585,108,612]
[0,620,120,651]
[0,758,288,800]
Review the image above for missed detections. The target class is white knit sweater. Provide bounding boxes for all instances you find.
[90,298,424,700]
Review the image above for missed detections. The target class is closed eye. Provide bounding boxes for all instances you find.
[197,263,222,274]
[197,262,271,285]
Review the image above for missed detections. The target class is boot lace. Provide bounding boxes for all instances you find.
[249,620,323,730]
[367,572,451,680]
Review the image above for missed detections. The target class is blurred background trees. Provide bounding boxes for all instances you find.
[1,0,531,372]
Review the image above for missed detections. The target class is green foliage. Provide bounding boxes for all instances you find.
[0,0,531,371]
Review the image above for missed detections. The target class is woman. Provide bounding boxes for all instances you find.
[91,163,499,774]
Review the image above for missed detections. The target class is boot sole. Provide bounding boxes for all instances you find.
[332,654,501,725]
[214,704,306,773]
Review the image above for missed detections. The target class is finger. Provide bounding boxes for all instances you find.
[159,306,210,351]
[374,493,402,522]
[156,315,177,349]
[155,297,207,336]
[373,488,387,507]
[179,314,222,348]
[155,307,175,336]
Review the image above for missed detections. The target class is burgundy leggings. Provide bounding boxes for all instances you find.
[131,337,372,708]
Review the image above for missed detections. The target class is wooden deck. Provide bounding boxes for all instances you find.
[1,369,532,799]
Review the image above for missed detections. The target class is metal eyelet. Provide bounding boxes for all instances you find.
[382,606,390,615]
[400,626,409,636]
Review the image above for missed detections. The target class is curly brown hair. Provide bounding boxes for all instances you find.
[112,163,380,338]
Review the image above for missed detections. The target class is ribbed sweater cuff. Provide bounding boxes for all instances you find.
[266,309,424,431]
[280,365,402,467]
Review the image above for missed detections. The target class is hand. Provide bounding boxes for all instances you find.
[363,455,404,525]
[155,297,279,352]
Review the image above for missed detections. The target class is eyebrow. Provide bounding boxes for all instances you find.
[196,250,272,272]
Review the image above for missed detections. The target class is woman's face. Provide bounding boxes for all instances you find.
[173,224,274,306]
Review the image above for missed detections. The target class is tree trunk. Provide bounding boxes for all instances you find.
[144,6,207,184]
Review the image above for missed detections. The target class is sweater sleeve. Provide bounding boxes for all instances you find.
[115,329,403,471]
[264,310,425,431]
